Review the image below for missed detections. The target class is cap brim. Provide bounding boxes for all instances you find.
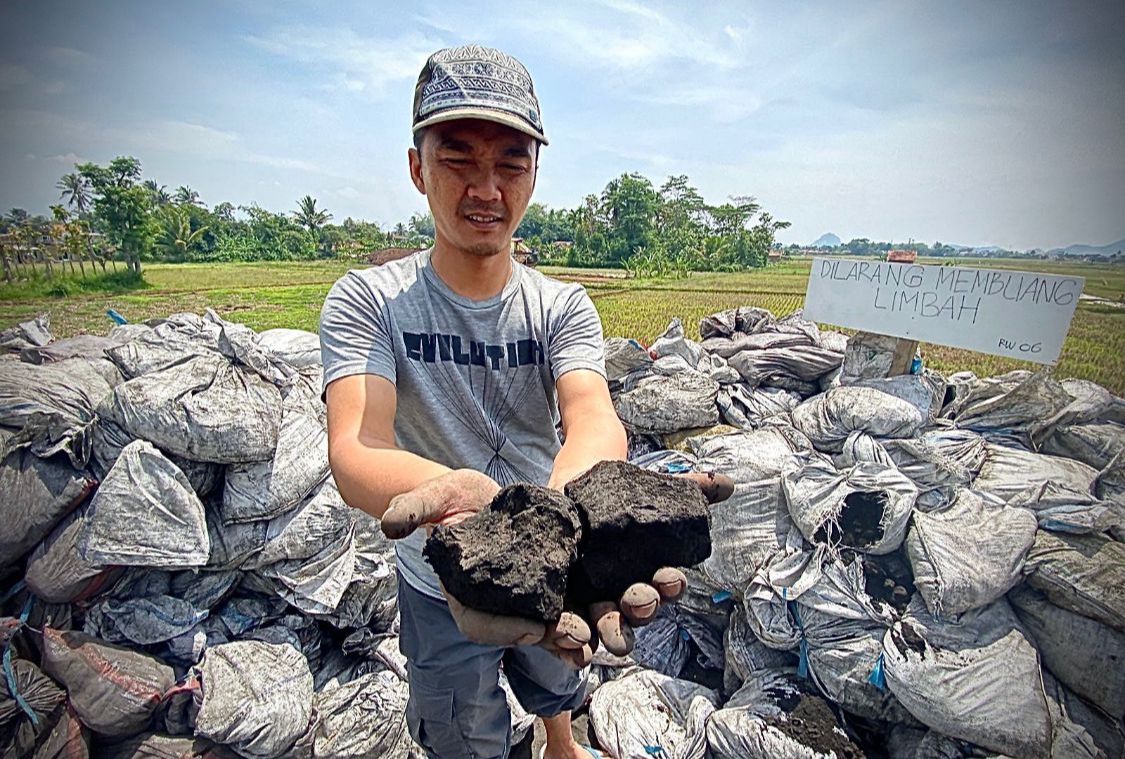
[413,106,548,146]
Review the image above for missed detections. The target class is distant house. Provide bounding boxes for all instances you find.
[512,238,538,266]
[767,250,783,263]
[366,247,424,266]
[887,249,918,263]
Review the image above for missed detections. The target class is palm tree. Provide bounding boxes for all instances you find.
[6,208,31,226]
[144,180,172,206]
[174,186,202,206]
[156,208,208,260]
[57,173,91,214]
[294,195,332,232]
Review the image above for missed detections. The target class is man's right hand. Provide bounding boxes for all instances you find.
[379,468,500,539]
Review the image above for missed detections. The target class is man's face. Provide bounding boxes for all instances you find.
[409,119,538,258]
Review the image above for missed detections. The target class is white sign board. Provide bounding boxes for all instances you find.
[802,258,1084,364]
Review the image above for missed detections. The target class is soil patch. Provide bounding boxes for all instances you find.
[763,695,866,759]
[891,622,927,658]
[424,484,581,622]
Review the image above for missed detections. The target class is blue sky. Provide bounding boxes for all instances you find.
[1,0,1122,250]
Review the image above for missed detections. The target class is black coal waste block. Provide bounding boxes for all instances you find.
[564,460,711,605]
[424,484,582,622]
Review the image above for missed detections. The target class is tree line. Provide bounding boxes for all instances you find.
[2,157,790,274]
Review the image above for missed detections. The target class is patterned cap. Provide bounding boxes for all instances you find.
[413,45,548,145]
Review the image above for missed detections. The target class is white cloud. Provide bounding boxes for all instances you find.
[245,27,443,95]
[331,185,363,201]
[46,152,85,164]
[44,47,94,67]
[637,85,764,123]
[0,64,34,90]
[516,8,739,71]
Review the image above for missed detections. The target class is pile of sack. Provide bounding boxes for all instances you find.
[1,305,1122,758]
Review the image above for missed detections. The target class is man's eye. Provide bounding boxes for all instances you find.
[502,164,528,172]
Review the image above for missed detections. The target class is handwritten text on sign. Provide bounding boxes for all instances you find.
[802,258,1084,363]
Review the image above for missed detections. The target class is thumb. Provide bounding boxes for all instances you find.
[676,471,735,504]
[381,490,444,540]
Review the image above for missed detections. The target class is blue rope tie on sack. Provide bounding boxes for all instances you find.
[2,597,38,726]
[783,589,812,680]
[867,652,887,691]
[0,579,26,605]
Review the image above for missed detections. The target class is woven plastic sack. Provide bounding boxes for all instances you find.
[221,371,329,524]
[0,312,52,352]
[25,507,119,604]
[603,337,652,382]
[192,641,314,759]
[0,656,66,757]
[706,674,864,759]
[256,328,322,370]
[783,459,918,554]
[310,671,419,758]
[98,353,282,464]
[0,444,95,566]
[40,627,175,738]
[689,425,811,483]
[1042,673,1124,759]
[78,440,210,568]
[716,383,799,429]
[20,334,123,365]
[0,357,115,467]
[722,605,796,695]
[790,385,927,452]
[1040,421,1125,471]
[252,478,358,616]
[1022,531,1125,632]
[589,669,718,759]
[973,442,1098,505]
[882,598,1052,758]
[1010,584,1125,717]
[905,489,1037,615]
[613,372,719,434]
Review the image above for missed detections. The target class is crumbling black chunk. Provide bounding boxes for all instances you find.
[423,484,582,623]
[564,460,711,605]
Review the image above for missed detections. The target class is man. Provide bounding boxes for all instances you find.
[320,45,701,759]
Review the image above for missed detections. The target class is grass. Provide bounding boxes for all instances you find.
[2,257,1123,394]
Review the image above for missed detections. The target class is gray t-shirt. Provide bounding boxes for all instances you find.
[319,250,605,599]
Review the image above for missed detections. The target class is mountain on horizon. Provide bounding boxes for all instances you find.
[811,232,841,248]
[1047,238,1125,257]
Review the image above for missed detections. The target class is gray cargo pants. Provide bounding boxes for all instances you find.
[397,571,587,759]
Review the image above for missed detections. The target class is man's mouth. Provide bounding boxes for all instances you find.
[465,213,503,228]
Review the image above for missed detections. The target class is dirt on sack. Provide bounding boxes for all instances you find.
[763,695,866,759]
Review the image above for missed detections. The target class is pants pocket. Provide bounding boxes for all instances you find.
[407,679,467,757]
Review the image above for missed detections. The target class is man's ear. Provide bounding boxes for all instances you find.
[408,147,426,195]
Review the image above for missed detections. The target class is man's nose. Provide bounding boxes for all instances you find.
[466,166,502,202]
